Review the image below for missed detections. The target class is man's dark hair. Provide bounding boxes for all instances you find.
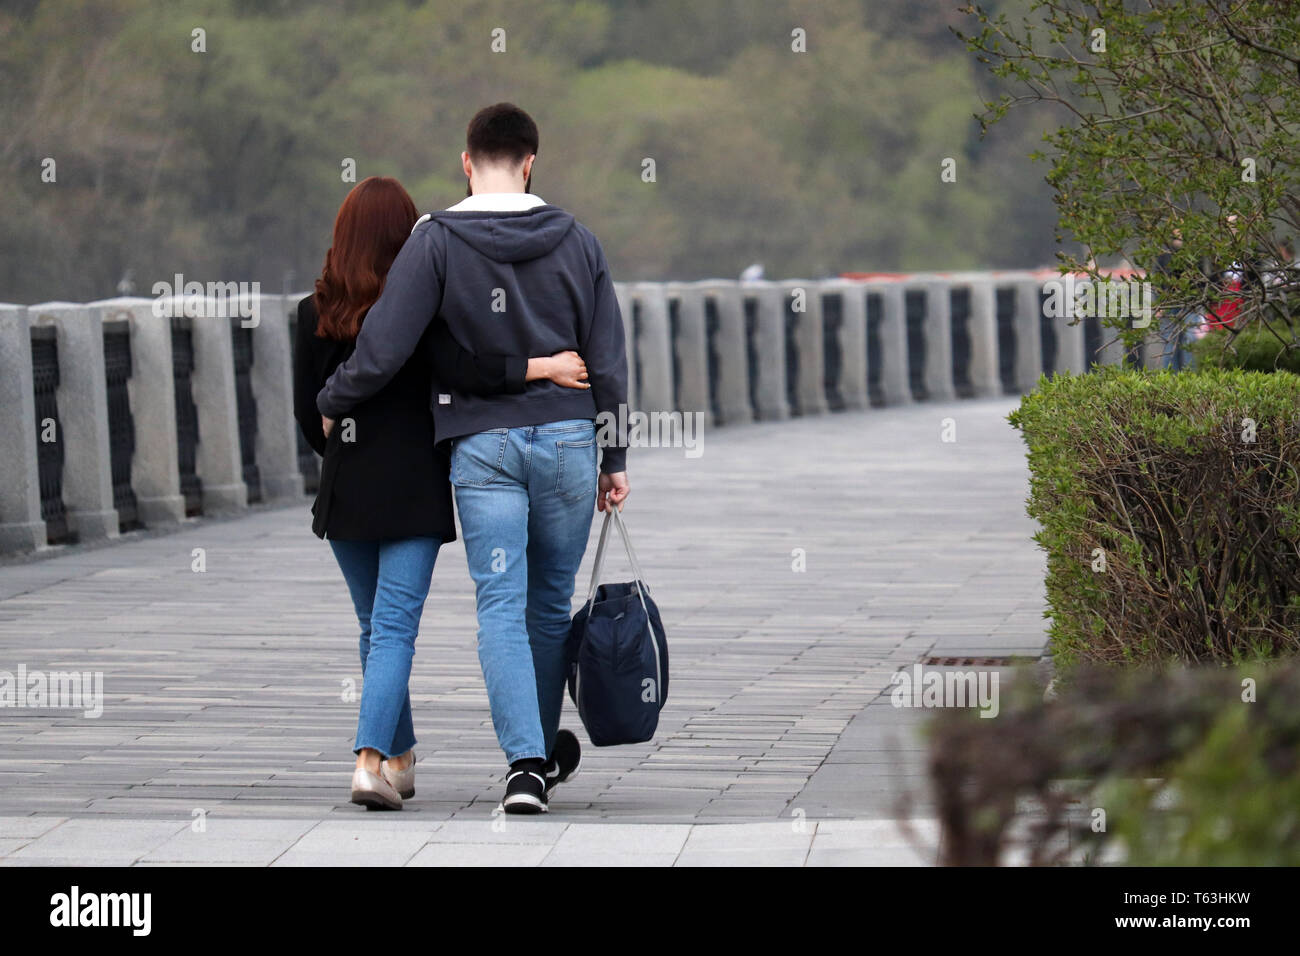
[466,103,539,167]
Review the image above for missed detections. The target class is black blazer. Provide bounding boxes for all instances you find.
[292,294,526,542]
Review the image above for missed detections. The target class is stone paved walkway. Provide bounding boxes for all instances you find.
[0,398,1045,865]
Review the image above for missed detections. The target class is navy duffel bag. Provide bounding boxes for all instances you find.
[567,508,668,746]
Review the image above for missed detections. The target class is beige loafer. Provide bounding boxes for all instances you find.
[350,767,402,811]
[381,750,416,800]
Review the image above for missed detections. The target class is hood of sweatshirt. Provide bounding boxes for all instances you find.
[431,205,576,264]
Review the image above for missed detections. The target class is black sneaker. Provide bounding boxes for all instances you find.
[502,761,548,815]
[543,729,582,798]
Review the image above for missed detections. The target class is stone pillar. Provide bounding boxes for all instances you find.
[1055,319,1087,374]
[613,282,637,412]
[630,283,674,414]
[779,280,829,417]
[1046,275,1089,377]
[822,279,868,411]
[695,281,752,425]
[745,281,789,420]
[0,305,46,551]
[32,303,119,540]
[1095,318,1127,366]
[1012,278,1045,391]
[865,281,911,406]
[91,298,187,527]
[245,293,302,500]
[665,282,711,426]
[966,277,1001,397]
[918,277,956,402]
[176,297,247,514]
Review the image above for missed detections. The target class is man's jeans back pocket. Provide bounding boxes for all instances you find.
[555,436,597,502]
[450,430,509,487]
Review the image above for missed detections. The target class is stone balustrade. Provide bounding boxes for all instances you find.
[0,272,1134,554]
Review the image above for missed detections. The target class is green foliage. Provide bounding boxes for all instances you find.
[1009,366,1300,666]
[0,0,1057,302]
[928,663,1300,866]
[1189,322,1300,374]
[959,1,1300,346]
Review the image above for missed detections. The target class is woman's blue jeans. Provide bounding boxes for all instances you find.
[329,537,440,757]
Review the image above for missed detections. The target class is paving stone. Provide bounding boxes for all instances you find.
[406,843,553,866]
[805,846,934,866]
[551,823,690,855]
[674,847,812,867]
[8,818,187,861]
[422,820,569,844]
[681,821,814,851]
[0,816,65,839]
[140,836,301,864]
[543,848,679,867]
[271,825,438,866]
[811,817,940,847]
[2,857,131,867]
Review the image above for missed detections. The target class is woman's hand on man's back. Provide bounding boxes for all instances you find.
[527,351,589,389]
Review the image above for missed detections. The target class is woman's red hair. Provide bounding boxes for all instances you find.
[314,177,418,340]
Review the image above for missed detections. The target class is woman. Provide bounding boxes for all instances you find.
[293,176,588,810]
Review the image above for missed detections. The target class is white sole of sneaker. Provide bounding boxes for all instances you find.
[501,794,548,814]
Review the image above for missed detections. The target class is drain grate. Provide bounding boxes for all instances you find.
[921,656,1037,667]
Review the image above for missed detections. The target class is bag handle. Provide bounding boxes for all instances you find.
[584,510,615,604]
[610,506,648,584]
[584,507,650,610]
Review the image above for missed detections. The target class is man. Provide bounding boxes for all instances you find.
[1151,229,1200,370]
[317,103,630,813]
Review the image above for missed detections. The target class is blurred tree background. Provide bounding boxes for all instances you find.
[0,0,1055,303]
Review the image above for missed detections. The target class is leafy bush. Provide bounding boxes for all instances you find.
[1189,323,1300,375]
[1009,367,1300,667]
[927,663,1300,866]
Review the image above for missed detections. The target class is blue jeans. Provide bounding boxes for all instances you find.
[329,537,441,757]
[450,420,598,764]
[1159,311,1194,370]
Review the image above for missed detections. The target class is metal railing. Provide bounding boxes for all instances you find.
[103,321,140,532]
[170,316,203,516]
[30,325,72,545]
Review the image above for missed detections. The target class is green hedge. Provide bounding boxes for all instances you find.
[1009,367,1300,667]
[1189,323,1300,374]
[927,663,1300,866]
